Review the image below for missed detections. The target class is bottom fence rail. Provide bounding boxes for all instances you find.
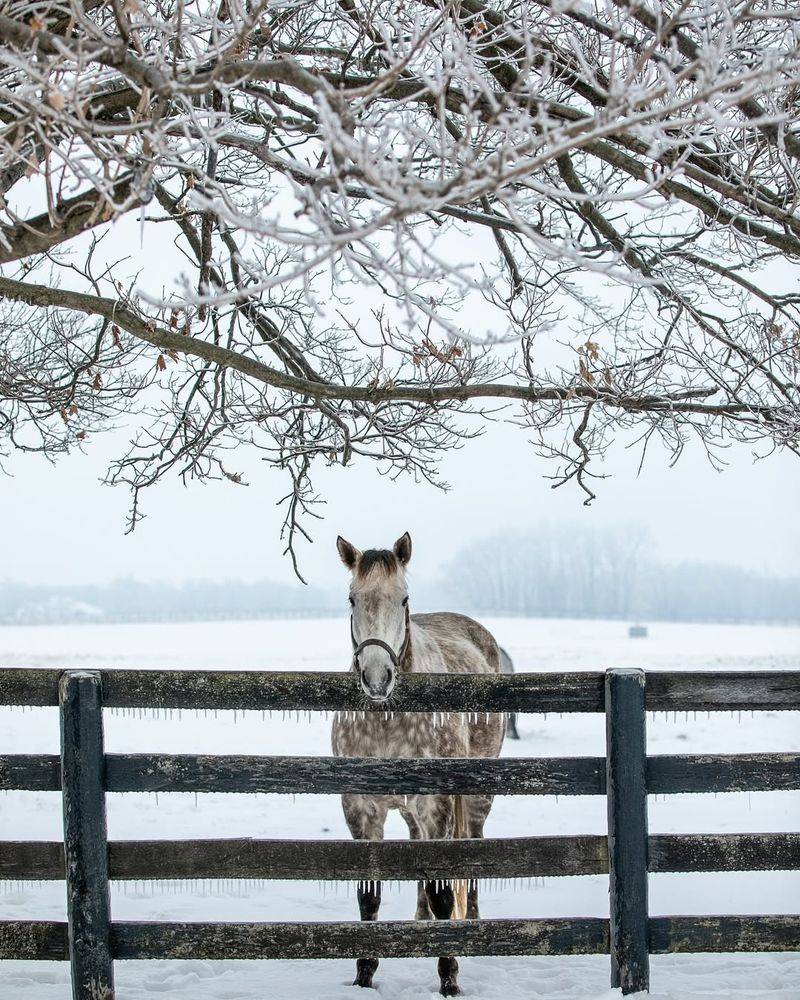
[2,917,608,960]
[3,915,800,962]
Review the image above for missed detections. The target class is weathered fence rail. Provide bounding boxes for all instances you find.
[2,667,799,711]
[3,914,800,963]
[4,751,799,795]
[5,832,800,882]
[1,665,799,999]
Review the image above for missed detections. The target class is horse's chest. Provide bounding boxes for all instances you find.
[332,712,440,758]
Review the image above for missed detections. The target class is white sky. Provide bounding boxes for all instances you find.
[2,417,798,588]
[3,196,798,591]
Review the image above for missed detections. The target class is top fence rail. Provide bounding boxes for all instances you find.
[1,668,799,713]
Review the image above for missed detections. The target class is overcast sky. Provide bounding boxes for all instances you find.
[2,413,798,589]
[3,194,798,591]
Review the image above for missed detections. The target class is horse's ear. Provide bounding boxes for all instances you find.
[336,535,361,571]
[393,531,412,567]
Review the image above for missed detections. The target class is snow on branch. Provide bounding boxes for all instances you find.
[0,0,798,569]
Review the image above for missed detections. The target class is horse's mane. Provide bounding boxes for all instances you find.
[357,549,398,578]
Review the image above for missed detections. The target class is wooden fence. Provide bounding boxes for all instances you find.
[1,666,799,999]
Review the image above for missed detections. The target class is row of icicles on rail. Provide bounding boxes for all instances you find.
[7,706,764,724]
[0,877,549,896]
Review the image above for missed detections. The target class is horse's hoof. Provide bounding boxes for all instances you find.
[439,979,462,996]
[353,975,376,989]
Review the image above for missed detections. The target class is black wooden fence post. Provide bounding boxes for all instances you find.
[605,668,650,994]
[60,670,115,1000]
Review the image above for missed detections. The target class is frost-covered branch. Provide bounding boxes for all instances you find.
[0,0,798,570]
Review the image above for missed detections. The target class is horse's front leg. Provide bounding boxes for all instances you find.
[424,879,462,996]
[399,800,434,919]
[342,794,388,989]
[422,795,462,997]
[463,793,494,920]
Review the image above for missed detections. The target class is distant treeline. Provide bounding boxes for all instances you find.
[0,578,341,625]
[440,526,800,624]
[1,525,797,625]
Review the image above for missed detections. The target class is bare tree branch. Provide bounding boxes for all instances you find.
[0,0,797,572]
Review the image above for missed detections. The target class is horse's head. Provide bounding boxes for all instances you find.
[336,531,412,702]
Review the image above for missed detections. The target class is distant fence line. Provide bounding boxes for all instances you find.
[1,666,799,999]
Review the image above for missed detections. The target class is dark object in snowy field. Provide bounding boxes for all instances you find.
[499,647,520,739]
[628,624,648,639]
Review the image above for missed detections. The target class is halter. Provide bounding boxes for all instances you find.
[350,603,411,671]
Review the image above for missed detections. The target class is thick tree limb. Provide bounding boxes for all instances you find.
[0,274,785,420]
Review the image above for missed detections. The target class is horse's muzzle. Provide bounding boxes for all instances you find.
[353,636,400,701]
[359,663,396,701]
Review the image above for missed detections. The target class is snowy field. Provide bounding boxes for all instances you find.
[1,615,799,1000]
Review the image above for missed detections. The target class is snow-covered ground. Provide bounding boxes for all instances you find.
[1,616,798,1000]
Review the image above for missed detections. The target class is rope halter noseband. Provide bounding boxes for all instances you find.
[350,603,411,671]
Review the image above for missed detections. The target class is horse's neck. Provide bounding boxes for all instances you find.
[402,622,442,675]
[400,629,415,673]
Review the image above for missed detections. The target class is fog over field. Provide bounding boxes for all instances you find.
[2,522,797,626]
[1,414,798,596]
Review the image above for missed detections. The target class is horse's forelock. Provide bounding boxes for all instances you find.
[356,548,400,580]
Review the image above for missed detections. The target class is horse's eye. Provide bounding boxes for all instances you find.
[349,596,355,606]
[402,596,409,606]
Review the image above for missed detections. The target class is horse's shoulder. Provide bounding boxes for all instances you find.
[410,611,500,672]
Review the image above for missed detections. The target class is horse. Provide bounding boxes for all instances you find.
[331,532,506,997]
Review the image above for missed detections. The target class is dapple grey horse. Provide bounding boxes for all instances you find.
[331,532,506,996]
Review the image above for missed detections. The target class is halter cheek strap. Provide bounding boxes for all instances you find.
[351,604,411,670]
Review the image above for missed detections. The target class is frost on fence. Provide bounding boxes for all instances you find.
[104,708,503,727]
